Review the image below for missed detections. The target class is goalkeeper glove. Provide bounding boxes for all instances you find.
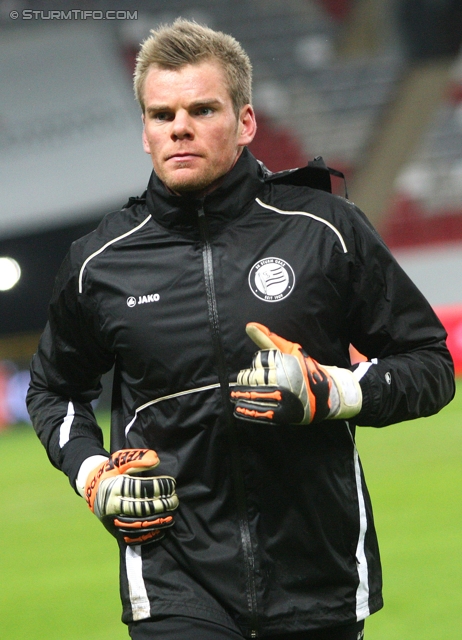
[81,449,179,546]
[230,322,362,425]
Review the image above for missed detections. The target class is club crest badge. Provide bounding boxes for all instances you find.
[249,257,295,302]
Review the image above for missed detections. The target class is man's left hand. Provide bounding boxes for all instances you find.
[230,323,362,425]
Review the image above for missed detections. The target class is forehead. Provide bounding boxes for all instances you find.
[143,60,231,107]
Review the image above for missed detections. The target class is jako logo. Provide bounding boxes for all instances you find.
[127,294,160,307]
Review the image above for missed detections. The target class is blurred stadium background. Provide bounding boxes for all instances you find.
[1,0,462,424]
[0,2,461,638]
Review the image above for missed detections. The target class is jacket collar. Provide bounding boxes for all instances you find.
[145,148,265,234]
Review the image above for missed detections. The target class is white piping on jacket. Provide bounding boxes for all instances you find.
[353,361,374,381]
[353,445,370,620]
[125,382,236,436]
[255,198,348,254]
[346,424,371,621]
[125,545,151,620]
[59,400,75,448]
[78,214,152,294]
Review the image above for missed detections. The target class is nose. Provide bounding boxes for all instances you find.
[171,110,194,141]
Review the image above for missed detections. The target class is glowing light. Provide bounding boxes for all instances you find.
[0,257,21,291]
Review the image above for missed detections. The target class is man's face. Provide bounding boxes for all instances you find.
[142,60,256,195]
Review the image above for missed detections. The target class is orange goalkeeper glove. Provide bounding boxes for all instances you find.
[231,323,362,425]
[83,449,178,546]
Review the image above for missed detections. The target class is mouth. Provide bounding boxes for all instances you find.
[166,152,201,161]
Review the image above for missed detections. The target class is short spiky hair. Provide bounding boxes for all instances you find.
[134,18,253,116]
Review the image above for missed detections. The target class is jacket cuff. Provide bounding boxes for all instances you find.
[352,359,392,426]
[355,373,375,422]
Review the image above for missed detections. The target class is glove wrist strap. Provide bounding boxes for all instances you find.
[325,366,363,419]
[76,455,109,497]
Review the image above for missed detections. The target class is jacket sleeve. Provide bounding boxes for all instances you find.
[27,247,114,491]
[344,203,455,427]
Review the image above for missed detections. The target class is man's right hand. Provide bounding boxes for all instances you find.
[84,449,179,546]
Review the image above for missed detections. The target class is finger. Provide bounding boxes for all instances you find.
[111,449,160,475]
[236,365,273,386]
[114,513,175,532]
[233,388,305,424]
[246,323,279,349]
[238,350,302,388]
[236,351,281,386]
[123,529,165,545]
[118,493,179,518]
[231,387,283,404]
[120,475,177,499]
[98,475,178,518]
[234,404,276,422]
[246,323,303,356]
[114,513,175,547]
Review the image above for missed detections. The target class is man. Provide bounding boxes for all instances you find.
[27,19,455,640]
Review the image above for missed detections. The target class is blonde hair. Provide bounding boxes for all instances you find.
[134,18,252,116]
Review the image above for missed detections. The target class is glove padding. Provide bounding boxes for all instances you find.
[85,449,179,546]
[231,323,362,425]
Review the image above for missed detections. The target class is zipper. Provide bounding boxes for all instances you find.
[197,205,259,637]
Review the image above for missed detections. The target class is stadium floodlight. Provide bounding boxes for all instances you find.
[0,257,21,291]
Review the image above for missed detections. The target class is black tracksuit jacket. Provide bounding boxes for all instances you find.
[27,149,455,637]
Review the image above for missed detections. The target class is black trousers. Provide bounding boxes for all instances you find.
[129,615,365,640]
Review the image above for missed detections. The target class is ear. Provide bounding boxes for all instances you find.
[141,113,150,154]
[237,104,257,147]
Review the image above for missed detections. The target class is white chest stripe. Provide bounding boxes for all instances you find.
[255,198,348,254]
[78,214,152,294]
[59,401,75,448]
